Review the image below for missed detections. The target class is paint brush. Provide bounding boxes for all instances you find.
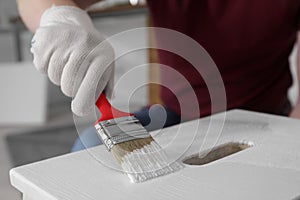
[94,93,183,183]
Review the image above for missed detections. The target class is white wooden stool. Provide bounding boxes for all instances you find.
[10,110,300,200]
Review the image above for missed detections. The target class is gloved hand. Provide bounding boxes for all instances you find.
[30,6,114,116]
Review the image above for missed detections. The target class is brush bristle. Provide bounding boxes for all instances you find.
[111,137,184,183]
[111,137,154,163]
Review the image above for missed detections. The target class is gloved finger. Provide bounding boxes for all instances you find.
[71,57,114,116]
[60,51,90,97]
[95,67,114,102]
[103,63,115,99]
[48,51,71,85]
[31,29,53,74]
[92,40,115,100]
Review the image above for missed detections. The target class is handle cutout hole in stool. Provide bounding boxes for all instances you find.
[183,141,253,166]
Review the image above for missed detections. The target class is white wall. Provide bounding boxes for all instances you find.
[0,0,18,26]
[0,62,48,124]
[0,33,15,62]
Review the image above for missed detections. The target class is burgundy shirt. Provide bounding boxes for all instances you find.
[147,0,300,120]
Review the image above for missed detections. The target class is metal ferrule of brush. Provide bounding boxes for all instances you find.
[95,116,151,151]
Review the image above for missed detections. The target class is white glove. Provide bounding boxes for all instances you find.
[30,6,114,116]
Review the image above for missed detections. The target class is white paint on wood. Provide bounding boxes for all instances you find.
[10,110,300,199]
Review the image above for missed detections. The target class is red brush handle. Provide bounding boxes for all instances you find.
[95,93,133,123]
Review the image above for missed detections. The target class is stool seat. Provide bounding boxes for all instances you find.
[10,110,300,200]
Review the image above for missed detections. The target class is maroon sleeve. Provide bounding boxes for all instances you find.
[298,6,300,29]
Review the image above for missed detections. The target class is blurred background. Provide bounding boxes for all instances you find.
[0,0,299,199]
[0,0,151,199]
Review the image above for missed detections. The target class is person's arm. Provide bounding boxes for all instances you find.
[290,32,300,119]
[17,0,101,32]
